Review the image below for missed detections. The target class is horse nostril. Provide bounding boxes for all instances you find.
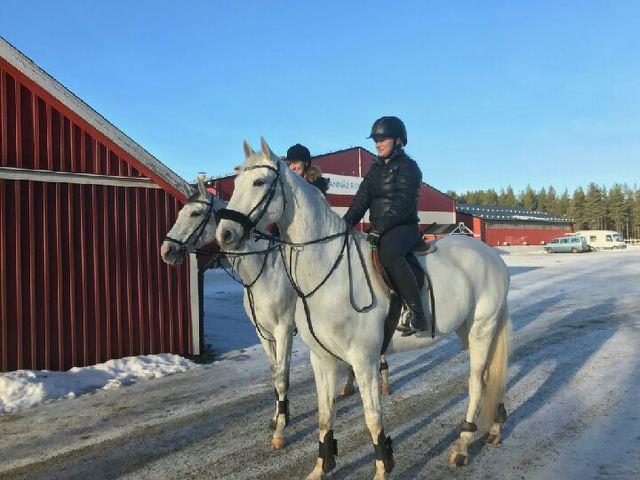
[222,229,235,245]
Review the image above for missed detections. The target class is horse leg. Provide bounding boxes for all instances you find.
[449,309,508,468]
[340,365,356,396]
[485,402,507,445]
[271,325,294,450]
[352,357,393,480]
[306,351,341,480]
[258,335,280,433]
[449,324,492,468]
[379,355,391,396]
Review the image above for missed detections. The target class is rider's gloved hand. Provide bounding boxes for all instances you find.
[367,231,380,247]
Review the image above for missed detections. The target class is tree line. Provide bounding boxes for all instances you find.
[447,183,640,239]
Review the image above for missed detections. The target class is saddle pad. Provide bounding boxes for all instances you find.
[413,240,437,256]
[371,249,426,291]
[381,293,403,354]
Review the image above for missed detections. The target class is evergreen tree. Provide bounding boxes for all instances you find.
[558,188,570,217]
[503,185,517,207]
[585,183,605,229]
[546,186,558,215]
[623,185,635,238]
[570,186,587,229]
[538,187,548,212]
[607,184,626,233]
[483,189,499,205]
[497,188,507,206]
[520,184,537,210]
[633,187,640,238]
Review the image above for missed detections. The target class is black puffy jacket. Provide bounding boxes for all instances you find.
[343,149,422,234]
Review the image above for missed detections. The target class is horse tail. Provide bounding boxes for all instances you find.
[477,303,511,432]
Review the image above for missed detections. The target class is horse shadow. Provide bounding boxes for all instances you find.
[334,298,620,478]
[508,266,542,277]
[387,292,568,395]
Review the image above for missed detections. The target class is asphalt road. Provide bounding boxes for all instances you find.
[1,249,639,479]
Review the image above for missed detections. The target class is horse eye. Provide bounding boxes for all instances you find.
[253,179,265,187]
[190,211,202,217]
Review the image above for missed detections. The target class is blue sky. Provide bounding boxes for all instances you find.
[1,1,638,193]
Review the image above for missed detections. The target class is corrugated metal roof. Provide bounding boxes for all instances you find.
[422,223,459,234]
[0,36,191,198]
[456,203,572,223]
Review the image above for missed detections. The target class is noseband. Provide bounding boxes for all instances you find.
[216,160,286,240]
[163,195,215,253]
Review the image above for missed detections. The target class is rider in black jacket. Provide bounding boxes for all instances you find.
[343,116,427,335]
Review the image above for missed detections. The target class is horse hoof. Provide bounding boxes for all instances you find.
[484,433,502,445]
[340,386,355,397]
[380,385,391,396]
[269,418,277,430]
[448,452,468,468]
[271,437,288,449]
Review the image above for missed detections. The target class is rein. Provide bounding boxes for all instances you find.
[165,190,283,344]
[277,228,375,361]
[217,239,281,343]
[219,159,377,361]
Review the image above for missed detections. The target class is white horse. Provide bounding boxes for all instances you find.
[216,139,511,479]
[160,178,297,449]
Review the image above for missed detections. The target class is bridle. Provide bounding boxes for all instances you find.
[216,158,375,361]
[163,194,215,254]
[216,159,286,241]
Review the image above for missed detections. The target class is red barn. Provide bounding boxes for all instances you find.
[457,204,573,246]
[0,38,200,372]
[210,147,456,229]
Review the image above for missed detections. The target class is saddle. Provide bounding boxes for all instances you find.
[372,239,438,353]
[371,240,436,292]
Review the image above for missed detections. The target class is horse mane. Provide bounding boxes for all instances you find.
[186,189,227,210]
[243,151,342,218]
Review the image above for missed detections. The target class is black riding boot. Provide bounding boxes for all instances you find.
[387,256,428,336]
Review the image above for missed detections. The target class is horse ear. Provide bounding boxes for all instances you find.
[260,137,275,162]
[243,140,254,159]
[197,176,207,198]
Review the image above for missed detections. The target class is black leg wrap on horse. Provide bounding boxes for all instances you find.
[379,361,389,372]
[460,420,478,433]
[318,430,338,473]
[373,429,395,473]
[495,403,507,424]
[277,397,290,426]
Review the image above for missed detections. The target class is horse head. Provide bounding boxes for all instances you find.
[161,176,225,265]
[216,137,289,250]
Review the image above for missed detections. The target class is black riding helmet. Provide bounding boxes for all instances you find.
[368,116,407,146]
[285,143,311,167]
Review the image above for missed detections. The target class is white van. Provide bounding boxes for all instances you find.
[575,230,626,250]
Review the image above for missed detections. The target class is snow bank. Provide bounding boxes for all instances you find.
[0,354,199,414]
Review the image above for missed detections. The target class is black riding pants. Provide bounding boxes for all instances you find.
[378,224,424,312]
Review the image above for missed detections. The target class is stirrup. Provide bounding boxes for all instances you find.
[395,322,412,334]
[400,310,427,337]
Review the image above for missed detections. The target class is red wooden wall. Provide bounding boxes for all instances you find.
[0,57,192,371]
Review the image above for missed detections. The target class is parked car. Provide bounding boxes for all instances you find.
[545,235,589,253]
[575,230,627,250]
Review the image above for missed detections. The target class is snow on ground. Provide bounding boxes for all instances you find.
[202,268,256,355]
[0,247,638,479]
[0,354,198,414]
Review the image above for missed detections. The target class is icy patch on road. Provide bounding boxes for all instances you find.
[0,354,199,414]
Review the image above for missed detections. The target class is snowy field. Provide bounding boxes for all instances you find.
[1,248,639,479]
